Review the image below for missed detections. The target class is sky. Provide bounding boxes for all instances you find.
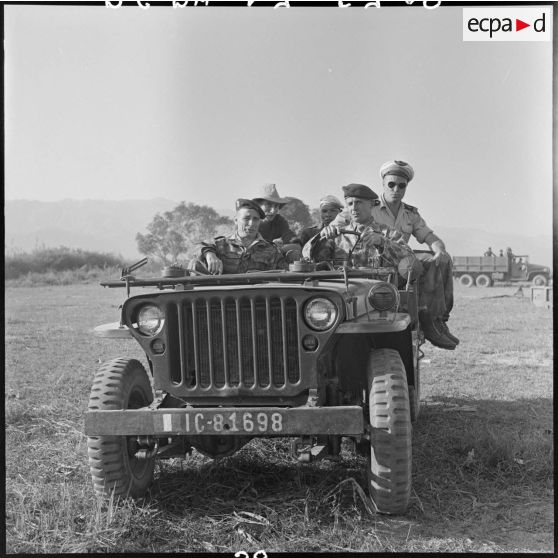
[4,2,554,237]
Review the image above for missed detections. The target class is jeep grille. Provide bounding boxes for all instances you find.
[171,296,300,390]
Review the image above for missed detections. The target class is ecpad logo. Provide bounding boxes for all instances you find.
[463,7,551,42]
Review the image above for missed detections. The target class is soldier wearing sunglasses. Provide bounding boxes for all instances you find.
[370,160,458,350]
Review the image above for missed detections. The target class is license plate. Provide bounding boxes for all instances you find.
[180,410,285,434]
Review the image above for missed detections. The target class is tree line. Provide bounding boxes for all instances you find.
[136,198,318,265]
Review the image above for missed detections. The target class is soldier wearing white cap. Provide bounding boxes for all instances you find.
[299,194,344,246]
[372,160,458,348]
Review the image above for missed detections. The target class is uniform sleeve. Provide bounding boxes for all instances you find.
[411,211,434,244]
[199,242,217,258]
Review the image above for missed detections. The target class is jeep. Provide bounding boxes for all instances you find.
[85,247,423,514]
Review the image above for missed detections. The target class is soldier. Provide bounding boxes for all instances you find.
[370,160,458,349]
[252,183,299,245]
[304,185,442,340]
[299,195,344,246]
[499,249,504,257]
[189,199,286,275]
[484,247,495,257]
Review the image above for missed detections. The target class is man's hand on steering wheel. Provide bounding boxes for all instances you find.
[320,225,341,239]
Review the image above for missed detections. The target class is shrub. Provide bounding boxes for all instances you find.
[5,246,125,280]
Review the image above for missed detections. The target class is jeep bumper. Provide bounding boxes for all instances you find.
[85,406,364,436]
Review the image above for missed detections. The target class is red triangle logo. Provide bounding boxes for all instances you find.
[516,19,530,31]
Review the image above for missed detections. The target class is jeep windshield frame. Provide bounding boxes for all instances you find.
[101,267,397,292]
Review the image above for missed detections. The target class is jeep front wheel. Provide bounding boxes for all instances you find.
[87,358,155,499]
[458,274,474,287]
[366,349,412,514]
[531,274,548,287]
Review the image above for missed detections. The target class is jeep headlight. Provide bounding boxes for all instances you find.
[303,297,338,331]
[368,283,400,311]
[136,304,164,335]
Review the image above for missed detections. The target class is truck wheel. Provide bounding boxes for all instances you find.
[87,358,155,499]
[367,349,412,515]
[458,274,474,287]
[531,274,548,287]
[475,274,492,287]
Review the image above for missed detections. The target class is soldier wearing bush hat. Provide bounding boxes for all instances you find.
[252,183,299,245]
[371,159,458,349]
[189,197,286,275]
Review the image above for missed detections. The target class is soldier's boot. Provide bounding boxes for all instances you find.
[437,319,460,345]
[419,311,457,350]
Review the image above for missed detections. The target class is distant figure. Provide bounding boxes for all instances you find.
[506,247,514,259]
[484,247,495,257]
[499,249,504,257]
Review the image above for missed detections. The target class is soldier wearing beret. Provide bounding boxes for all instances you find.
[299,194,344,246]
[302,183,419,280]
[189,198,287,275]
[372,160,458,348]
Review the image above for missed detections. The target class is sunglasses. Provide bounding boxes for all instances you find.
[386,181,407,190]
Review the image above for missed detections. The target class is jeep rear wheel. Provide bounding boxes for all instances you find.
[475,274,492,287]
[87,358,155,499]
[531,274,548,287]
[367,349,412,514]
[458,274,474,287]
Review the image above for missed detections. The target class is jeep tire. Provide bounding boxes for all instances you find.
[87,358,155,499]
[367,349,412,515]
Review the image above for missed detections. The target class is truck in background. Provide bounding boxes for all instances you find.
[452,254,551,287]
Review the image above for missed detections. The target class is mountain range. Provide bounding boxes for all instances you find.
[5,199,553,267]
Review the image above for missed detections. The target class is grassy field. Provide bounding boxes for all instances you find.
[5,281,554,553]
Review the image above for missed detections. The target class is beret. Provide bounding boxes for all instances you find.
[380,160,415,182]
[236,198,265,219]
[342,183,379,201]
[319,194,344,210]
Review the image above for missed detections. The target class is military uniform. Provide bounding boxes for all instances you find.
[302,217,418,277]
[369,193,453,322]
[375,160,458,348]
[370,195,433,244]
[194,232,287,274]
